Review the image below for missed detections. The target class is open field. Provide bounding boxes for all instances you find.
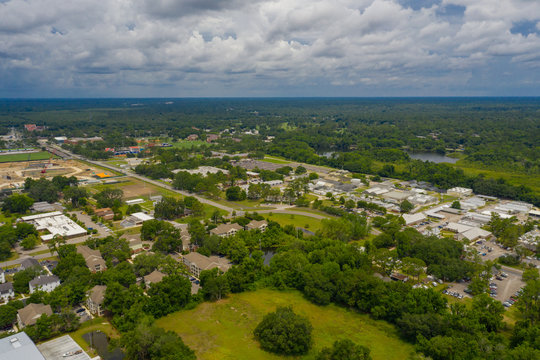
[265,212,324,231]
[156,289,415,360]
[0,151,56,163]
[172,140,208,149]
[261,156,292,164]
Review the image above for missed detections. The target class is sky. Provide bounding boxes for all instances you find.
[0,0,539,97]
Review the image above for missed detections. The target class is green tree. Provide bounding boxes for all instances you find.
[63,186,88,207]
[226,186,247,201]
[200,268,230,301]
[94,188,124,208]
[2,193,34,213]
[451,200,461,209]
[316,339,372,360]
[254,306,312,355]
[21,234,38,250]
[400,200,414,213]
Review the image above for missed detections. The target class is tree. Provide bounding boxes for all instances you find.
[295,166,307,175]
[401,257,426,280]
[2,193,34,213]
[154,197,185,220]
[94,188,124,208]
[200,268,230,301]
[13,267,43,293]
[226,186,246,201]
[316,339,372,360]
[21,234,38,250]
[63,186,88,207]
[400,200,414,213]
[145,275,192,317]
[0,304,18,329]
[451,200,461,209]
[254,306,312,355]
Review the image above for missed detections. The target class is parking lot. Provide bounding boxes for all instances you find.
[37,335,91,360]
[69,211,110,237]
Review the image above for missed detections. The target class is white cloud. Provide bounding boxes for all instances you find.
[0,0,539,96]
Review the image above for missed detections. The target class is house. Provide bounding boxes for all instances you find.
[182,252,232,278]
[29,275,61,294]
[0,332,46,360]
[86,285,107,316]
[246,220,268,232]
[77,246,107,272]
[390,273,409,282]
[121,233,143,254]
[186,134,199,141]
[206,134,220,143]
[144,270,167,287]
[0,282,14,302]
[20,258,41,270]
[17,303,53,328]
[95,208,114,221]
[210,223,243,237]
[0,268,4,284]
[402,213,427,226]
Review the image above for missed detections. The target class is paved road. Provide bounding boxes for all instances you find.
[47,144,238,214]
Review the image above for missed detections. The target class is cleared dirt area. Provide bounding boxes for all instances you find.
[0,159,107,189]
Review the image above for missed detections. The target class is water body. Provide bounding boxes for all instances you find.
[83,331,124,360]
[408,152,458,164]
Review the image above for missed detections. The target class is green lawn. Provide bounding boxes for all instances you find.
[264,213,323,231]
[171,140,208,149]
[156,289,415,360]
[0,151,55,163]
[261,156,292,164]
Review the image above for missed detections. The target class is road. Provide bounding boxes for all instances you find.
[47,144,238,214]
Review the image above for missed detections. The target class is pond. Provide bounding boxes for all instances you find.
[82,331,124,360]
[407,152,458,164]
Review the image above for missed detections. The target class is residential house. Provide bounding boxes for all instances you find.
[144,270,166,287]
[29,275,60,294]
[0,282,14,302]
[77,246,107,272]
[17,303,52,328]
[95,208,114,221]
[20,258,41,271]
[86,285,107,316]
[210,223,243,237]
[186,134,199,141]
[206,134,220,143]
[245,220,268,232]
[120,233,144,254]
[182,252,231,278]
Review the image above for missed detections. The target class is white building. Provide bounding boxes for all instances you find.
[29,275,60,294]
[21,212,87,242]
[402,213,427,226]
[0,282,14,302]
[0,269,4,284]
[447,187,473,198]
[126,198,144,205]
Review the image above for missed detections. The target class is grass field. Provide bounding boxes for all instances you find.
[171,140,208,149]
[261,156,292,164]
[264,212,324,231]
[156,289,415,360]
[0,151,55,163]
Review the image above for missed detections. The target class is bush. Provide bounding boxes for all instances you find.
[253,306,312,355]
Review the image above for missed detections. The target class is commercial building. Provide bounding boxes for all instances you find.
[77,246,107,272]
[21,212,87,242]
[457,228,492,242]
[121,212,154,228]
[0,332,46,360]
[402,213,427,226]
[446,187,473,198]
[95,208,114,221]
[210,223,243,237]
[86,285,107,316]
[29,275,60,294]
[182,252,231,278]
[17,303,53,328]
[126,198,144,205]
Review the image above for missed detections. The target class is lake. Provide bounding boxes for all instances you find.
[408,152,458,164]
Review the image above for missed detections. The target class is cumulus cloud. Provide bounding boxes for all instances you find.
[0,0,539,96]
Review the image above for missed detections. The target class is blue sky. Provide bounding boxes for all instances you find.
[0,0,539,97]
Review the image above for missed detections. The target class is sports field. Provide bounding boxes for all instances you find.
[156,289,415,360]
[0,151,54,163]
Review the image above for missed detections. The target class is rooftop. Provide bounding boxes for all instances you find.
[29,275,60,287]
[87,285,107,305]
[0,332,45,360]
[18,303,52,327]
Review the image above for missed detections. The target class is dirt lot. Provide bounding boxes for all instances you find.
[0,159,106,189]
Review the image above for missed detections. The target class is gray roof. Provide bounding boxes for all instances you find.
[29,275,60,287]
[0,282,13,295]
[20,258,40,270]
[0,332,45,360]
[88,285,107,305]
[17,303,53,327]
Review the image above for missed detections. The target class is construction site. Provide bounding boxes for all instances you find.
[0,157,111,190]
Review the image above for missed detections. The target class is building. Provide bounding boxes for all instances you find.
[144,270,167,287]
[519,229,540,251]
[0,268,4,284]
[246,220,268,232]
[17,303,53,328]
[122,234,143,254]
[0,332,46,360]
[29,275,60,294]
[529,210,540,219]
[0,282,14,302]
[444,222,473,234]
[31,202,57,213]
[77,246,107,272]
[182,252,231,278]
[95,208,114,221]
[383,190,412,203]
[20,258,41,270]
[402,213,427,226]
[186,134,199,141]
[458,228,492,242]
[210,223,243,237]
[21,212,87,242]
[206,134,220,143]
[126,198,144,205]
[446,187,473,198]
[86,285,107,316]
[53,136,67,143]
